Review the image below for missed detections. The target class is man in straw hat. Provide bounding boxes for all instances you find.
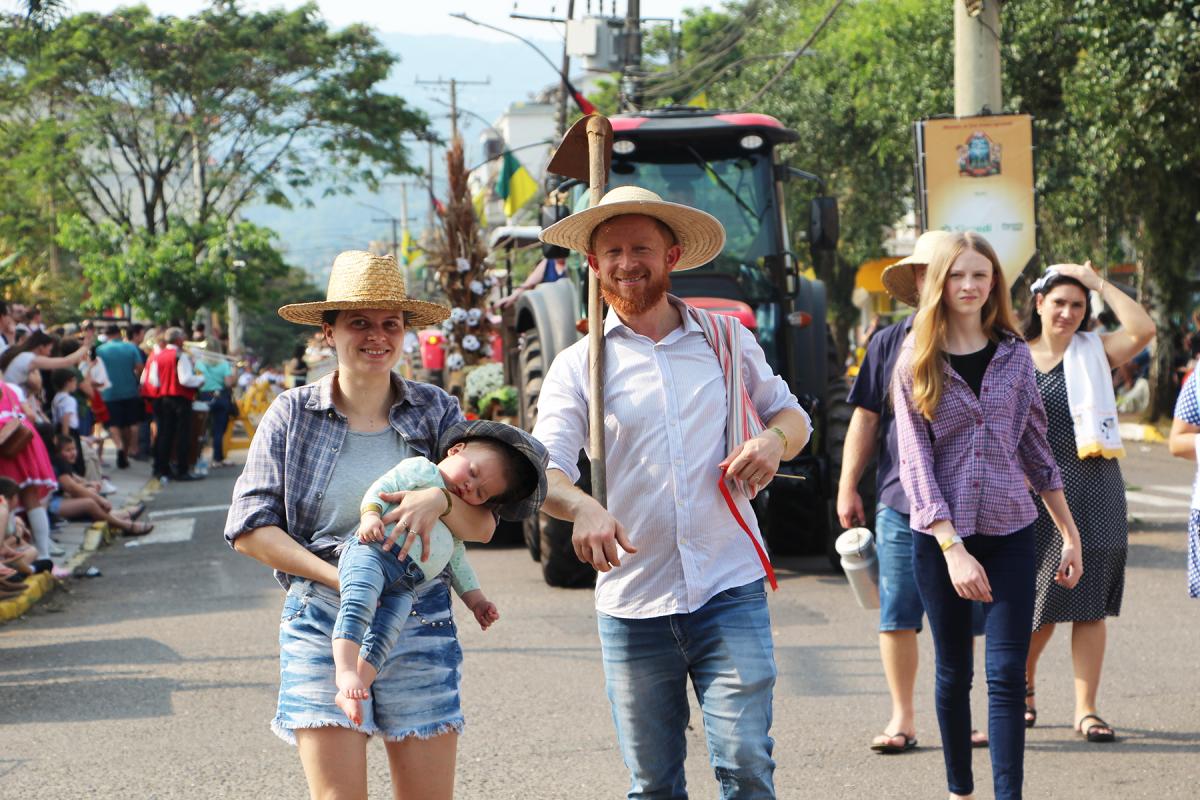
[838,230,989,754]
[532,186,812,796]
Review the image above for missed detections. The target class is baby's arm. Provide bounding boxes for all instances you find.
[447,540,498,630]
[358,459,426,542]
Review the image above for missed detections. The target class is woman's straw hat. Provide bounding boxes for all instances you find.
[539,185,725,271]
[881,230,954,307]
[278,250,450,327]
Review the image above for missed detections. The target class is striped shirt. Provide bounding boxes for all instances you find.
[892,332,1063,537]
[224,371,466,590]
[532,295,807,619]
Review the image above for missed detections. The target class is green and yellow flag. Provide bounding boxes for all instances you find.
[472,187,489,227]
[400,229,418,266]
[496,151,538,218]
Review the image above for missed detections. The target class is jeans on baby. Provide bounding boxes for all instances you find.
[334,537,427,673]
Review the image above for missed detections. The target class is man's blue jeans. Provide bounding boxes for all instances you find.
[913,524,1036,800]
[597,580,776,800]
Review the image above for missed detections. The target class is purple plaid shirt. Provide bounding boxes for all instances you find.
[891,332,1062,536]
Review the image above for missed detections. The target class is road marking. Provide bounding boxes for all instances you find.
[1142,485,1193,498]
[1127,511,1189,522]
[125,517,195,545]
[1125,490,1192,508]
[149,504,231,519]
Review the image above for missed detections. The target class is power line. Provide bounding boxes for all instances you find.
[739,0,846,111]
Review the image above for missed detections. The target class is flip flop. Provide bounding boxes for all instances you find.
[1077,714,1116,743]
[124,522,154,537]
[870,732,918,754]
[1025,686,1037,729]
[971,729,989,748]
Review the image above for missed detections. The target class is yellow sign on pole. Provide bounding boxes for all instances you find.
[915,114,1036,287]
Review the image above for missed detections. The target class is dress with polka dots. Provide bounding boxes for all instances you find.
[1172,370,1200,599]
[1031,361,1128,630]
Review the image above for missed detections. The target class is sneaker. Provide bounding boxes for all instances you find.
[49,543,66,557]
[100,480,119,496]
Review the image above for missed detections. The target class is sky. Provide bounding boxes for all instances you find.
[67,0,705,41]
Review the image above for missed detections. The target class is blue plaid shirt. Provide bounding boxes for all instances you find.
[224,371,466,590]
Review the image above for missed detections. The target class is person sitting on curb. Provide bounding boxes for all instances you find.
[50,435,152,537]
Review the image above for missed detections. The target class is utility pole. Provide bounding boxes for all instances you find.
[373,215,400,259]
[557,0,576,135]
[415,76,490,142]
[622,0,642,110]
[953,0,1002,116]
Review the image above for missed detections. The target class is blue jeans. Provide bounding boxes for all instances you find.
[913,525,1036,800]
[333,538,427,674]
[597,580,776,799]
[199,389,234,461]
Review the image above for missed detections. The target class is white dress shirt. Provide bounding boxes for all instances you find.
[533,295,808,619]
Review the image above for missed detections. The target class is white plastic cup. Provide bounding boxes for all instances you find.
[835,527,880,610]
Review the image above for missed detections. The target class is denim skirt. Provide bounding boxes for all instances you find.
[273,576,464,744]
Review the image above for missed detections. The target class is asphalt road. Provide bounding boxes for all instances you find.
[2,442,1197,798]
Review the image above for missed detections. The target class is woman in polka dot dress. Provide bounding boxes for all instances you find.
[1021,263,1155,744]
[1169,370,1200,600]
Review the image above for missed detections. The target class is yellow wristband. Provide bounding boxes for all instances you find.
[439,487,454,519]
[768,426,788,451]
[939,534,964,552]
[360,503,383,517]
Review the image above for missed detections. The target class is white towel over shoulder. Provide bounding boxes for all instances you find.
[1062,330,1124,459]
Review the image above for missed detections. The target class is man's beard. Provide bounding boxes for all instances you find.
[599,269,671,318]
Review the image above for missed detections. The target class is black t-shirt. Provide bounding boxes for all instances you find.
[948,340,998,398]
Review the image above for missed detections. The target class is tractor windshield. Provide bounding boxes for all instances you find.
[607,151,779,304]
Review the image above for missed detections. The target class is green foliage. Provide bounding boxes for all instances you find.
[652,1,1200,415]
[242,265,325,365]
[57,214,288,324]
[0,0,431,328]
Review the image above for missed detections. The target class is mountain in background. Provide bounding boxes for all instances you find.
[245,32,562,282]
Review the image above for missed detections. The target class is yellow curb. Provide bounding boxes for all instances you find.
[1141,424,1167,443]
[0,573,56,622]
[82,522,107,552]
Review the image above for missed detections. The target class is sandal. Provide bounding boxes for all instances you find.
[124,521,154,537]
[1077,714,1116,743]
[1024,686,1037,729]
[127,502,147,521]
[870,731,918,754]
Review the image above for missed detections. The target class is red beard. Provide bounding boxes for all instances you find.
[599,269,671,318]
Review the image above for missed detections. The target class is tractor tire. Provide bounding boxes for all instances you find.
[540,452,596,588]
[519,328,545,563]
[539,514,595,588]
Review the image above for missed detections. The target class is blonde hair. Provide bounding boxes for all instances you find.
[909,232,1020,421]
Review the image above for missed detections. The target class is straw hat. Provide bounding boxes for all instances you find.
[278,250,450,327]
[539,185,725,271]
[881,230,954,307]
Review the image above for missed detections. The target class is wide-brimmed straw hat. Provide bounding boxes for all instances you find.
[539,185,725,271]
[278,250,450,327]
[881,230,954,307]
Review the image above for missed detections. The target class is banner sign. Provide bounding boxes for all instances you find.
[915,114,1036,287]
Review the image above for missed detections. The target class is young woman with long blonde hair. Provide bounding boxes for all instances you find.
[892,232,1084,800]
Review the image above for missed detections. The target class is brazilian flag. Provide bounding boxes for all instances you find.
[496,151,538,218]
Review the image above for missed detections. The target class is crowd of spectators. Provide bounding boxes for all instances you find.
[0,301,268,591]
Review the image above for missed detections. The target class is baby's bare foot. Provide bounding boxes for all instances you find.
[335,670,369,724]
[335,690,363,725]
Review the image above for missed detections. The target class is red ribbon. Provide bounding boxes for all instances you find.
[717,467,778,591]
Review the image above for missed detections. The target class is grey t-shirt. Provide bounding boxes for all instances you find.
[307,426,412,556]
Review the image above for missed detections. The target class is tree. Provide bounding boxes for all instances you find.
[242,265,326,365]
[0,1,431,317]
[57,215,289,325]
